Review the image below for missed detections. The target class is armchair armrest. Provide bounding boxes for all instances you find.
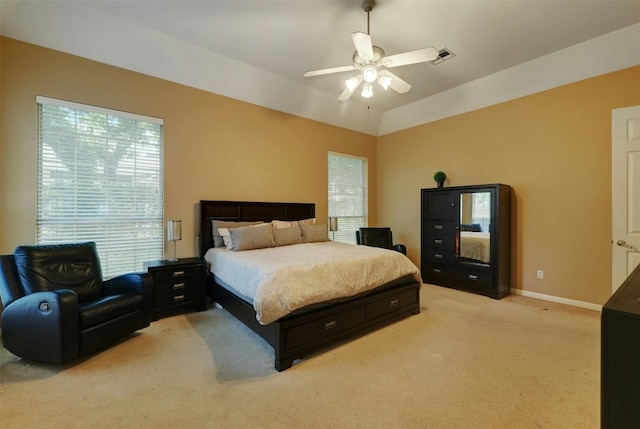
[103,272,153,326]
[103,272,153,296]
[1,289,79,363]
[393,244,407,255]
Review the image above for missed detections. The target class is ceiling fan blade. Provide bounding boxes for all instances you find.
[304,65,356,78]
[384,71,412,94]
[351,31,374,62]
[338,87,354,101]
[383,47,440,68]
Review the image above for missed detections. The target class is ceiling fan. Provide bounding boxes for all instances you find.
[304,0,440,101]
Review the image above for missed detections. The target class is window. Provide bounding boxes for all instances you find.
[37,96,163,278]
[328,152,368,244]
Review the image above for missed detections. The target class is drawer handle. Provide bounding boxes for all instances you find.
[433,268,442,274]
[172,271,185,277]
[468,275,478,281]
[173,283,185,289]
[390,299,399,307]
[434,239,443,244]
[173,295,185,302]
[434,254,443,259]
[434,225,443,230]
[325,320,336,330]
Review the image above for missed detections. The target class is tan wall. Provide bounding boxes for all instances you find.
[2,36,639,307]
[377,66,640,305]
[0,37,377,258]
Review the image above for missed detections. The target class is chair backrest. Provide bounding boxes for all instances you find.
[13,242,104,302]
[357,227,393,249]
[0,255,25,308]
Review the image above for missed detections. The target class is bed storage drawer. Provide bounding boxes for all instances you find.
[286,306,366,350]
[366,288,419,320]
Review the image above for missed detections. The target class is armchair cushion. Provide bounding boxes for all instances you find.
[14,242,103,302]
[80,294,144,330]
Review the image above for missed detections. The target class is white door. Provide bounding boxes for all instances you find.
[612,105,640,293]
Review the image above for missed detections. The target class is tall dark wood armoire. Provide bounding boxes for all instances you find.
[421,184,511,299]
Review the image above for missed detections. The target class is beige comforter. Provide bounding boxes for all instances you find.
[204,241,421,324]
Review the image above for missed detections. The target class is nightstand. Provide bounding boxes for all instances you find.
[144,258,207,320]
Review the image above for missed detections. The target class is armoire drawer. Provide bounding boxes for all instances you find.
[422,263,456,282]
[424,249,457,264]
[423,221,457,237]
[455,268,493,288]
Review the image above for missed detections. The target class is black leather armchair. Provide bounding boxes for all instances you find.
[0,242,153,363]
[356,227,407,255]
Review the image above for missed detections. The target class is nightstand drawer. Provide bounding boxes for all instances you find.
[153,275,202,292]
[152,266,203,283]
[154,287,204,307]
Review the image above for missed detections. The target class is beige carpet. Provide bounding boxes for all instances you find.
[0,284,601,428]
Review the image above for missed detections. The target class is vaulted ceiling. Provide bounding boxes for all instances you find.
[1,0,639,135]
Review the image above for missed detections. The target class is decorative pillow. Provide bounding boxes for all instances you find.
[212,220,263,247]
[273,225,303,246]
[296,218,316,226]
[300,223,329,243]
[272,220,295,229]
[229,223,275,251]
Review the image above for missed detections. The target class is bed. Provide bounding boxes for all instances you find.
[199,200,422,371]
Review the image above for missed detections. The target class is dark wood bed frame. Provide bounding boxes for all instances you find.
[199,200,421,371]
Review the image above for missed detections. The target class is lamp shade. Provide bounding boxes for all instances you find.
[329,217,339,232]
[167,220,182,242]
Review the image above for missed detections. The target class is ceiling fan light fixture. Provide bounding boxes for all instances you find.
[303,0,441,102]
[361,83,374,98]
[378,73,392,90]
[362,64,378,83]
[345,75,362,92]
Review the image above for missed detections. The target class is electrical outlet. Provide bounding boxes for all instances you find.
[537,270,544,279]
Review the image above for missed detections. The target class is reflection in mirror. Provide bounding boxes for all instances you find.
[460,192,491,265]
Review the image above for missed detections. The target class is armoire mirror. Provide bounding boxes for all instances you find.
[459,191,491,266]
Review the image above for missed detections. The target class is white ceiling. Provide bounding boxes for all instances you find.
[1,0,639,135]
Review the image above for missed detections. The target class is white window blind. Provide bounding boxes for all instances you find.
[328,152,368,244]
[36,96,164,278]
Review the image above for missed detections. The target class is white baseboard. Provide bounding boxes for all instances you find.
[511,288,603,312]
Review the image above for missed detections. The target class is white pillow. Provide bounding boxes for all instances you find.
[217,228,233,250]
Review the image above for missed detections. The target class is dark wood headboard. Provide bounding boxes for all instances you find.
[198,200,315,258]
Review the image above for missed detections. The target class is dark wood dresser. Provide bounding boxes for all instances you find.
[421,184,511,299]
[601,263,640,429]
[144,258,207,320]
